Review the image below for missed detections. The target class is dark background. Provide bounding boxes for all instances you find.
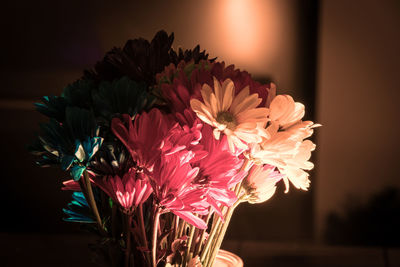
[1,0,400,266]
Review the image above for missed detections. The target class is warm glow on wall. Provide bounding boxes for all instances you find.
[224,0,260,59]
[96,0,297,91]
[208,0,284,76]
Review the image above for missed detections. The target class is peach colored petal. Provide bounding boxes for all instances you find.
[236,108,269,123]
[196,113,213,125]
[213,128,221,140]
[231,94,261,115]
[227,137,235,152]
[280,168,310,192]
[214,121,227,131]
[190,99,213,125]
[269,95,305,128]
[213,77,223,110]
[209,93,219,117]
[221,79,234,111]
[191,77,277,152]
[282,102,305,129]
[269,95,295,121]
[236,122,258,130]
[224,128,233,135]
[201,83,213,107]
[244,165,283,204]
[231,85,250,109]
[234,131,262,143]
[228,135,247,151]
[282,177,291,193]
[266,82,277,107]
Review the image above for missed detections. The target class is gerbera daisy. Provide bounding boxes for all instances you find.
[243,164,284,204]
[111,109,174,171]
[157,61,213,114]
[278,140,316,192]
[249,93,320,192]
[193,124,246,216]
[94,169,153,212]
[210,62,271,106]
[160,117,207,164]
[269,94,305,129]
[158,61,273,115]
[62,179,82,191]
[190,77,269,151]
[150,153,208,229]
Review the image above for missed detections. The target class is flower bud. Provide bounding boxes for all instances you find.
[244,164,284,204]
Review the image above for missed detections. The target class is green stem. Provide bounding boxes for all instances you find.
[200,213,222,263]
[111,203,117,239]
[194,213,212,257]
[191,227,200,253]
[177,220,186,240]
[206,196,243,267]
[80,171,106,236]
[203,181,244,267]
[183,224,196,266]
[152,207,161,267]
[125,215,132,267]
[203,214,224,267]
[138,203,150,264]
[173,216,180,240]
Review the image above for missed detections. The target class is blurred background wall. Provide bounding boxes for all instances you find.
[316,0,400,244]
[0,0,399,246]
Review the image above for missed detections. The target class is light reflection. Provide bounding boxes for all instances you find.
[211,0,282,74]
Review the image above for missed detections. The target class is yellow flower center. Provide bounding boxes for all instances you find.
[216,111,237,130]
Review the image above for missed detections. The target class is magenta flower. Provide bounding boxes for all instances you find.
[160,117,207,164]
[111,109,174,171]
[61,175,96,191]
[94,169,153,212]
[150,153,208,229]
[62,179,81,191]
[158,60,273,116]
[157,61,213,114]
[194,125,246,216]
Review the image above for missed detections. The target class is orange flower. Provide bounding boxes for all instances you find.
[190,77,269,151]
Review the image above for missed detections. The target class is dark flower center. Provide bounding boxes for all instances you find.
[216,111,237,130]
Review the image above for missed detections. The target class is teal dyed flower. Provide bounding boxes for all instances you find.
[31,107,103,180]
[63,192,95,223]
[34,95,68,122]
[70,136,103,181]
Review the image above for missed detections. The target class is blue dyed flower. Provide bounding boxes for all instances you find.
[69,136,103,181]
[63,192,95,223]
[31,107,104,180]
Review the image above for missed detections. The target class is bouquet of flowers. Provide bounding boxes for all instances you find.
[30,31,319,267]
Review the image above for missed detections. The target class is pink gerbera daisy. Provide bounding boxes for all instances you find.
[150,153,208,229]
[193,124,246,216]
[157,61,273,115]
[62,179,81,191]
[111,109,174,171]
[93,169,153,212]
[160,117,207,164]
